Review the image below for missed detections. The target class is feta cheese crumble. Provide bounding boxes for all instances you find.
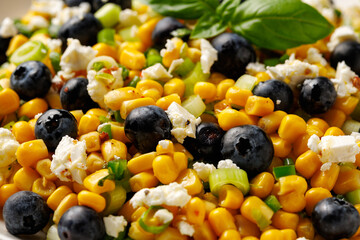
[0,128,20,168]
[46,39,62,53]
[200,39,218,74]
[331,61,359,97]
[246,62,266,76]
[130,182,191,208]
[327,26,360,52]
[153,209,174,223]
[192,162,216,182]
[217,159,240,169]
[119,9,141,27]
[141,63,173,81]
[30,0,65,17]
[0,18,18,38]
[27,16,49,31]
[165,102,202,144]
[178,221,195,237]
[52,2,91,26]
[305,48,327,66]
[51,136,87,184]
[103,215,127,238]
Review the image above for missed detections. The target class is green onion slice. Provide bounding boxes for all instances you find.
[209,168,250,196]
[102,185,127,215]
[98,157,127,186]
[95,72,115,85]
[98,28,116,46]
[273,165,296,180]
[128,76,141,88]
[10,40,48,65]
[264,195,282,213]
[49,52,61,73]
[139,206,171,234]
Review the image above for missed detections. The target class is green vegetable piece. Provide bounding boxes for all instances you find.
[182,95,206,118]
[128,76,141,88]
[93,62,105,71]
[118,64,129,79]
[345,189,360,205]
[14,19,32,37]
[99,123,113,139]
[251,208,272,230]
[49,52,61,73]
[209,168,250,196]
[94,3,121,28]
[342,119,360,135]
[273,165,296,180]
[95,72,115,84]
[98,28,116,46]
[102,185,127,215]
[171,28,192,38]
[264,195,282,213]
[10,40,48,65]
[112,110,124,123]
[183,62,209,97]
[146,55,162,67]
[98,158,128,186]
[139,206,171,234]
[118,26,140,42]
[190,12,226,39]
[174,57,195,77]
[234,74,257,91]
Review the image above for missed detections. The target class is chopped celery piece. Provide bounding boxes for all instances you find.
[49,52,61,72]
[342,119,360,135]
[234,74,258,91]
[179,42,188,58]
[273,165,296,180]
[146,48,160,57]
[14,19,32,37]
[182,95,206,118]
[102,185,127,216]
[146,55,162,67]
[10,40,48,65]
[94,3,121,28]
[251,208,272,230]
[128,76,141,88]
[174,58,195,77]
[118,26,139,42]
[264,195,282,213]
[209,168,249,196]
[183,62,209,97]
[98,28,116,46]
[345,189,360,205]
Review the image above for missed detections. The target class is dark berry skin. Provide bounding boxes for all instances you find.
[60,77,99,112]
[151,17,186,50]
[0,36,11,64]
[58,13,102,50]
[10,61,52,101]
[58,206,105,240]
[64,0,91,6]
[252,79,294,112]
[92,0,131,11]
[124,105,172,153]
[220,125,274,178]
[3,191,50,235]
[299,77,337,115]
[312,197,360,240]
[330,40,360,75]
[211,33,256,80]
[35,109,78,152]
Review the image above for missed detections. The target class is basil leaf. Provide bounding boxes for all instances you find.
[190,13,227,39]
[216,0,241,23]
[139,0,219,19]
[230,0,334,50]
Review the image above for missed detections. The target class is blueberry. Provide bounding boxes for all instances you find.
[312,197,360,240]
[60,77,99,112]
[58,13,102,50]
[3,191,50,235]
[220,125,274,178]
[151,17,186,49]
[58,206,105,240]
[92,0,131,11]
[124,105,172,153]
[299,76,337,115]
[253,79,294,112]
[64,0,91,7]
[10,61,52,101]
[35,109,78,151]
[330,40,360,75]
[211,33,256,80]
[0,36,11,64]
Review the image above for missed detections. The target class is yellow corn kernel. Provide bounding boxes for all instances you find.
[270,134,292,158]
[176,169,203,196]
[173,152,188,173]
[0,88,20,115]
[120,97,156,119]
[310,163,340,191]
[16,139,49,167]
[278,114,307,143]
[156,94,181,110]
[36,158,57,181]
[306,124,324,137]
[218,184,244,209]
[234,214,261,238]
[194,82,217,101]
[0,183,19,206]
[184,197,206,225]
[216,79,235,100]
[156,140,174,155]
[110,123,130,143]
[333,168,360,195]
[271,210,299,230]
[187,47,201,63]
[128,221,155,240]
[164,78,185,97]
[45,90,62,109]
[118,41,145,56]
[73,181,87,194]
[13,167,41,191]
[120,48,146,70]
[162,48,181,69]
[128,70,141,81]
[249,172,275,199]
[54,179,73,190]
[155,227,187,240]
[47,185,73,211]
[219,229,241,240]
[83,169,115,194]
[307,118,329,133]
[295,150,322,179]
[129,171,159,192]
[240,196,274,229]
[11,121,35,143]
[333,96,359,115]
[242,237,260,240]
[79,131,101,152]
[174,143,194,160]
[257,111,287,135]
[278,191,306,213]
[118,200,136,222]
[86,108,110,117]
[193,220,217,240]
[78,114,101,136]
[323,126,344,136]
[86,152,105,174]
[137,17,161,49]
[77,190,106,212]
[321,108,346,128]
[305,187,332,215]
[18,98,48,119]
[101,139,127,162]
[6,34,28,56]
[278,175,307,196]
[128,151,157,174]
[255,72,271,82]
[153,155,179,184]
[92,42,117,59]
[260,229,296,240]
[292,133,311,158]
[218,108,252,131]
[70,110,83,124]
[53,193,78,224]
[225,86,253,107]
[137,79,163,101]
[131,206,148,222]
[32,177,56,199]
[297,217,315,240]
[245,96,274,116]
[208,208,237,236]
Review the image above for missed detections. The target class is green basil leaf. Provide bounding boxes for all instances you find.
[216,0,241,23]
[190,13,227,39]
[230,0,334,50]
[139,0,219,19]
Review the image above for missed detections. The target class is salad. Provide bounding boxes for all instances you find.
[1,0,360,239]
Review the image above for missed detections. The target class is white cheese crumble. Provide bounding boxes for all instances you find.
[217,159,240,169]
[103,215,127,238]
[351,132,360,142]
[141,63,173,81]
[119,9,141,27]
[165,102,201,144]
[130,182,191,208]
[192,162,216,182]
[305,47,327,66]
[168,58,184,74]
[160,39,176,57]
[51,136,87,184]
[0,128,20,168]
[31,0,65,17]
[158,140,170,150]
[178,221,195,237]
[0,17,18,38]
[52,2,91,26]
[153,209,174,224]
[246,62,266,76]
[331,61,358,97]
[327,26,360,52]
[200,39,218,74]
[307,134,360,171]
[46,39,62,53]
[28,16,49,31]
